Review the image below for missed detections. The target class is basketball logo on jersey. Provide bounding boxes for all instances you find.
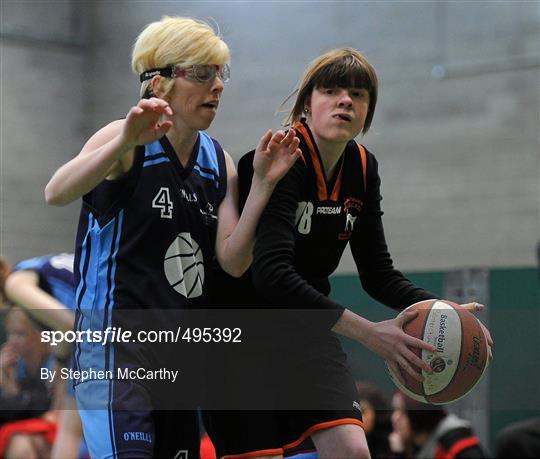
[338,197,363,240]
[199,202,217,226]
[345,213,357,231]
[163,233,205,298]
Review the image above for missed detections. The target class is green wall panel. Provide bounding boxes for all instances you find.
[488,268,540,446]
[329,267,539,453]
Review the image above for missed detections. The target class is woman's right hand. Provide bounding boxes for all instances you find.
[121,97,173,148]
[0,342,18,371]
[364,310,436,382]
[0,342,19,394]
[46,97,174,206]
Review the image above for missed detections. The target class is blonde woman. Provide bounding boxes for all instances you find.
[45,16,300,458]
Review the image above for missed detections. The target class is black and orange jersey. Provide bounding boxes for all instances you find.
[237,120,434,329]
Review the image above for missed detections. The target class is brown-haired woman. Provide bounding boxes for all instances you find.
[207,48,492,459]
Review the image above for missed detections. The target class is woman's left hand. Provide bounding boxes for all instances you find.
[459,302,494,361]
[252,129,301,187]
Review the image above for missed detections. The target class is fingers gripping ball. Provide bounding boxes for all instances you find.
[164,232,205,298]
[388,299,489,404]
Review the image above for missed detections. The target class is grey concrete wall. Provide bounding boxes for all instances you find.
[1,0,538,272]
[1,1,91,260]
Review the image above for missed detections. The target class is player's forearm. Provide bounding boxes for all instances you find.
[45,134,131,206]
[5,275,75,331]
[219,176,274,277]
[332,308,376,348]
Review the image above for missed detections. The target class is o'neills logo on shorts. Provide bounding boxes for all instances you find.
[123,431,152,443]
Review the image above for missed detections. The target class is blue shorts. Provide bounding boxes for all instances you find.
[75,379,199,458]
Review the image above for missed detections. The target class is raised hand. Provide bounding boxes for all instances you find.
[366,310,436,383]
[121,97,174,148]
[252,129,301,187]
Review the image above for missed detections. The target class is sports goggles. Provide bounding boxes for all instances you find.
[140,63,230,83]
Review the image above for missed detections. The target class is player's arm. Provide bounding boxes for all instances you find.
[4,270,74,332]
[349,153,493,359]
[215,130,300,277]
[250,158,347,320]
[51,398,83,459]
[250,161,435,382]
[350,154,436,308]
[45,98,173,206]
[332,309,435,381]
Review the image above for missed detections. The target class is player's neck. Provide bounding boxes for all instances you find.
[165,128,199,167]
[314,136,347,180]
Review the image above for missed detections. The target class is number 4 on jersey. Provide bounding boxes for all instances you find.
[152,187,173,219]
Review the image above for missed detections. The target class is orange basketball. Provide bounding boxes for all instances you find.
[387,299,489,404]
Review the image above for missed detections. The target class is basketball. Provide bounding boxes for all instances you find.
[388,299,489,404]
[164,232,205,299]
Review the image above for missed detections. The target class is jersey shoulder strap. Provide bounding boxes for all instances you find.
[203,133,227,205]
[356,143,368,193]
[341,142,368,198]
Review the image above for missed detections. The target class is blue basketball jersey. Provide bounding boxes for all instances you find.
[12,253,75,310]
[73,132,226,377]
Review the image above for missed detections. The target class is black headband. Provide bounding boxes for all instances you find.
[139,67,174,83]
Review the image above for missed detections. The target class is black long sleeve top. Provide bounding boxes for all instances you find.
[238,121,435,331]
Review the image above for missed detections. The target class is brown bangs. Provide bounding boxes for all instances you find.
[313,56,375,92]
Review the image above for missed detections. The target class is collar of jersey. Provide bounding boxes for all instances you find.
[293,120,345,202]
[159,133,201,177]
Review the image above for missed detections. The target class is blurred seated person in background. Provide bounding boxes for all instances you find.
[496,417,540,458]
[390,391,486,459]
[0,254,86,459]
[0,306,61,459]
[356,380,397,458]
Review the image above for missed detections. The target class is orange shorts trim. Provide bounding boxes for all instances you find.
[283,417,364,451]
[222,447,284,459]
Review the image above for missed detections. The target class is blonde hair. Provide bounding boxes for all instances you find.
[132,16,230,98]
[284,48,378,134]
